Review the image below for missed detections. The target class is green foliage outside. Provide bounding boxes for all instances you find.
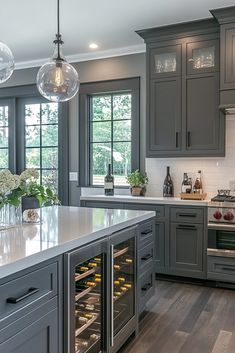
[91,94,132,185]
[25,103,58,192]
[0,102,59,192]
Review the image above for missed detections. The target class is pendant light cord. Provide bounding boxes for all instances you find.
[53,0,63,60]
[57,0,60,39]
[57,0,60,59]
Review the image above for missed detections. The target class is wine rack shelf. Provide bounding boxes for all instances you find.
[75,286,93,301]
[75,313,99,337]
[75,269,95,282]
[113,247,129,258]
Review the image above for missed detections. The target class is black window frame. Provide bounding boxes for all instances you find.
[0,84,69,205]
[79,77,140,187]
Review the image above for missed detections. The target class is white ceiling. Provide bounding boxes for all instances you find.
[1,0,235,69]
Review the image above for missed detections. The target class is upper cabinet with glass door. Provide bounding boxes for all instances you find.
[150,44,181,79]
[186,39,219,75]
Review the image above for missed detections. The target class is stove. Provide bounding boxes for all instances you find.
[211,189,235,202]
[209,190,235,224]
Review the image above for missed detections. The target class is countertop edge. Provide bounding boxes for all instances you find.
[80,195,210,206]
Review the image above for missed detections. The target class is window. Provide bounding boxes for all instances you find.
[0,85,68,204]
[0,104,9,169]
[79,78,140,187]
[90,93,132,186]
[24,102,59,192]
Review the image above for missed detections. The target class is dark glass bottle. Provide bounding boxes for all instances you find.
[104,163,114,196]
[181,173,189,193]
[163,166,174,197]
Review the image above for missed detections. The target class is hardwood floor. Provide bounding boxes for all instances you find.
[122,280,235,353]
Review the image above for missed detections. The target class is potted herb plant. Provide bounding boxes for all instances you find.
[126,170,148,196]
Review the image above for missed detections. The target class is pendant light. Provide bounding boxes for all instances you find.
[0,42,14,84]
[37,0,79,102]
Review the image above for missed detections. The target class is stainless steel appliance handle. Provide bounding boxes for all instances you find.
[208,223,235,231]
[110,244,114,347]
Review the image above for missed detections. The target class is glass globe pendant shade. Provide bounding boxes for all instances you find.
[0,42,14,84]
[37,44,79,102]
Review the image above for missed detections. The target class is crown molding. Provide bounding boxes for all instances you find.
[14,44,146,70]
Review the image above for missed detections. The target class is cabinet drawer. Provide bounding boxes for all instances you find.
[139,243,154,275]
[207,256,235,283]
[139,220,154,247]
[0,262,57,329]
[84,201,124,209]
[138,270,155,314]
[170,207,204,223]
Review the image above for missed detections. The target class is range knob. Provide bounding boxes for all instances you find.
[223,211,234,221]
[213,210,222,220]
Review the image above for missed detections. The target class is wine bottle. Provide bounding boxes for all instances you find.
[193,170,202,194]
[181,173,188,193]
[113,264,121,270]
[104,164,114,196]
[163,166,174,197]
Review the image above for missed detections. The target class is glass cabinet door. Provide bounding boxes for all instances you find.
[66,242,107,353]
[111,236,135,342]
[186,39,219,74]
[150,45,181,79]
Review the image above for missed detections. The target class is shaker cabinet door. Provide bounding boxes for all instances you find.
[169,223,204,278]
[148,78,182,156]
[0,308,58,353]
[185,73,224,155]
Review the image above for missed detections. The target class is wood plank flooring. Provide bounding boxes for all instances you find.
[121,280,235,353]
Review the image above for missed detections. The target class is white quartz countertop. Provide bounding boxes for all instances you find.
[0,206,155,279]
[80,194,210,206]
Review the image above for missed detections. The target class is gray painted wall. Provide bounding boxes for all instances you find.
[0,53,146,206]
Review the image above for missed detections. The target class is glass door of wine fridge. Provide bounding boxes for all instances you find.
[65,240,108,353]
[110,226,137,353]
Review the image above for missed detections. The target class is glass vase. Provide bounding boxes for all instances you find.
[0,204,22,230]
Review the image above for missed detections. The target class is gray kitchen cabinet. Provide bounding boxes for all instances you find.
[185,73,224,155]
[210,7,235,106]
[0,258,62,353]
[148,77,182,155]
[137,19,224,157]
[169,223,204,278]
[138,220,155,314]
[169,206,206,279]
[0,307,58,353]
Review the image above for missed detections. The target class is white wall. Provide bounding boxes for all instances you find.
[145,115,235,198]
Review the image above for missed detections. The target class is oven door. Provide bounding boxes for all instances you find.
[208,223,235,251]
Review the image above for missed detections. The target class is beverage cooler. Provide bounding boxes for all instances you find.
[64,226,137,353]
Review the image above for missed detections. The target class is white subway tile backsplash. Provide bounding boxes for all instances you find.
[145,115,235,199]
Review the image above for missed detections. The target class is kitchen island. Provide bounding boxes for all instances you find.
[0,205,155,353]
